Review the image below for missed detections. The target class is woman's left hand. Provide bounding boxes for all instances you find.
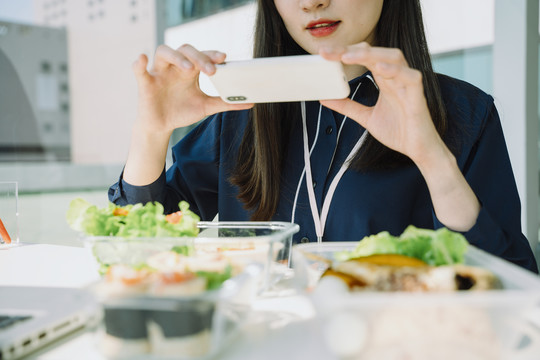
[319,42,445,166]
[320,43,481,232]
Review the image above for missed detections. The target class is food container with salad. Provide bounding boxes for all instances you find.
[66,198,299,359]
[66,198,299,293]
[90,261,260,359]
[293,226,540,360]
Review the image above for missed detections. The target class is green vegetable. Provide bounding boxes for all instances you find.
[66,198,200,238]
[336,225,469,266]
[98,263,110,276]
[334,231,399,261]
[197,265,233,290]
[171,245,194,256]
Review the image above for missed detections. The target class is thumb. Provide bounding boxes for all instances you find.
[320,98,371,128]
[132,54,150,84]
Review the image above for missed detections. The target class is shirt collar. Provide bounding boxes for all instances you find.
[349,71,379,107]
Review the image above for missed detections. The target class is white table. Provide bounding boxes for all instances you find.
[0,244,336,359]
[0,244,100,288]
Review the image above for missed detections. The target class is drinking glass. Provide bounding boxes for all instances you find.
[0,181,19,245]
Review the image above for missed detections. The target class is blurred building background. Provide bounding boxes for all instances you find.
[0,0,539,268]
[0,21,69,162]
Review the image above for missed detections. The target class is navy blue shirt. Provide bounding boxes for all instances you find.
[109,73,538,273]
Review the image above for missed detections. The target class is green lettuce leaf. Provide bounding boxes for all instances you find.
[66,198,200,238]
[337,225,469,265]
[335,231,398,261]
[65,198,94,232]
[196,265,233,290]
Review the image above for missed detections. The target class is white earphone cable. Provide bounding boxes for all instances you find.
[290,81,368,242]
[327,83,363,175]
[291,104,323,224]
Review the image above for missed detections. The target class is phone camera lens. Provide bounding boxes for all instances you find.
[227,96,247,102]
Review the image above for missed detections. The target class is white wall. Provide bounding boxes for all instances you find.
[422,0,495,54]
[164,2,256,96]
[493,0,539,256]
[66,0,158,164]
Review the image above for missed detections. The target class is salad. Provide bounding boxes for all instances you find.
[102,249,236,296]
[335,225,469,266]
[66,198,200,238]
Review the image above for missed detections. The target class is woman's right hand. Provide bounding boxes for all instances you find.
[132,44,253,134]
[124,45,252,186]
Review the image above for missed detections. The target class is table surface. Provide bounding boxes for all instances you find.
[0,243,337,360]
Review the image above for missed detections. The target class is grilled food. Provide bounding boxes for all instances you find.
[322,254,501,292]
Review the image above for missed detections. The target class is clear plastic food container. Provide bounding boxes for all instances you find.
[81,221,299,294]
[90,264,261,360]
[293,243,540,360]
[81,221,298,359]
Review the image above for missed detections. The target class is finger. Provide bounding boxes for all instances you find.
[373,62,424,100]
[320,98,372,128]
[132,54,150,83]
[153,44,192,72]
[342,43,409,68]
[177,44,224,75]
[204,96,254,116]
[203,50,227,64]
[375,62,423,86]
[319,45,347,61]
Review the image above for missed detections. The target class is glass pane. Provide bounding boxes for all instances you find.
[0,181,19,245]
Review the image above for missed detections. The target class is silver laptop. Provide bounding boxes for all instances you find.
[0,286,100,360]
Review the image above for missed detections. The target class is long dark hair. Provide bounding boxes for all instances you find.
[230,0,447,221]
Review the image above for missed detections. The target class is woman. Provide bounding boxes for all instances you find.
[109,0,538,272]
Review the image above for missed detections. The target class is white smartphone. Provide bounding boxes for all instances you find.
[207,55,350,104]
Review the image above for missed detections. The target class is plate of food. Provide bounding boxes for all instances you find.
[292,226,540,360]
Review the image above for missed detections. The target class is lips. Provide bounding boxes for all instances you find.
[306,19,341,38]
